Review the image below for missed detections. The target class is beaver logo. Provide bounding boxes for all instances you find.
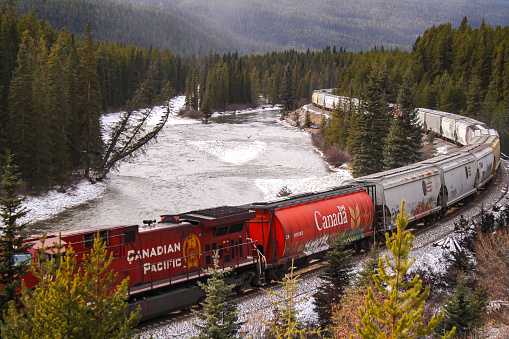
[183,234,201,268]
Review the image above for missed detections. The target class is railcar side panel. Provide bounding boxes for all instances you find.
[317,93,326,108]
[441,116,457,142]
[469,144,495,188]
[247,190,374,265]
[437,153,477,206]
[358,166,441,229]
[425,112,442,134]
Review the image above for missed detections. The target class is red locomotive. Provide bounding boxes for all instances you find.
[19,184,375,321]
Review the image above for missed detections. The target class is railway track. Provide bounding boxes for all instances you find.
[137,158,509,338]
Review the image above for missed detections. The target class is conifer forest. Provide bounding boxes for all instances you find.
[2,0,509,190]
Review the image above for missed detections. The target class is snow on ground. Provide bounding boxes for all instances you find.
[23,181,107,224]
[23,96,189,224]
[187,140,267,165]
[254,170,353,201]
[20,100,295,224]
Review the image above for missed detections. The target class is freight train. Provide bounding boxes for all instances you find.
[15,91,501,321]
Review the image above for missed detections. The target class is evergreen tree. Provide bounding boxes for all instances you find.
[1,235,140,338]
[313,237,353,327]
[435,277,488,336]
[279,63,296,116]
[193,253,241,339]
[355,201,455,339]
[0,151,31,324]
[383,120,408,170]
[478,205,495,234]
[443,215,476,274]
[350,68,391,177]
[304,111,311,128]
[78,22,102,180]
[383,67,422,170]
[265,261,319,338]
[355,242,381,288]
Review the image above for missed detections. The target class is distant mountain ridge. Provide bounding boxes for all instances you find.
[19,0,509,55]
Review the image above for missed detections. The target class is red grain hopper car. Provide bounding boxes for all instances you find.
[244,185,376,281]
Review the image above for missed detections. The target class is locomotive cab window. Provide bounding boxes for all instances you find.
[84,230,108,249]
[13,253,32,266]
[124,230,136,243]
[215,226,229,237]
[215,223,244,237]
[228,223,244,234]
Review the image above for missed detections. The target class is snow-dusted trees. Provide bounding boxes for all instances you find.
[383,67,423,170]
[193,253,241,339]
[349,67,391,177]
[355,201,455,338]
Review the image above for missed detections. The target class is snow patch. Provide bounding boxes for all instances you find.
[187,140,266,165]
[254,170,353,201]
[23,181,107,223]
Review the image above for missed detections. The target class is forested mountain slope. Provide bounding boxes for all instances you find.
[17,0,238,56]
[19,0,509,55]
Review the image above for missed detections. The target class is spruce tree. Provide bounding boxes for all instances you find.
[355,201,455,339]
[79,22,102,180]
[279,63,296,116]
[193,253,241,339]
[350,67,390,177]
[435,277,487,336]
[313,237,353,327]
[193,252,242,339]
[384,67,423,171]
[442,215,476,274]
[355,242,381,288]
[0,151,31,324]
[478,205,495,234]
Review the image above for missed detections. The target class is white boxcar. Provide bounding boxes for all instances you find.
[422,152,477,206]
[324,94,339,110]
[317,92,326,108]
[355,164,441,230]
[424,110,442,134]
[468,144,495,188]
[455,119,478,145]
[441,114,459,142]
[417,109,427,130]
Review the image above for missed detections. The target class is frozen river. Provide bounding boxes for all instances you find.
[28,96,351,233]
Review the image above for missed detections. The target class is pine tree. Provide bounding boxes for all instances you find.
[350,67,391,177]
[193,253,241,339]
[313,237,353,327]
[441,215,476,276]
[279,63,296,116]
[384,68,422,170]
[79,22,102,180]
[435,277,487,336]
[355,201,455,339]
[1,235,140,338]
[265,261,319,338]
[0,151,31,324]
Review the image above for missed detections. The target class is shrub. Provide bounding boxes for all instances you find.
[324,146,351,167]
